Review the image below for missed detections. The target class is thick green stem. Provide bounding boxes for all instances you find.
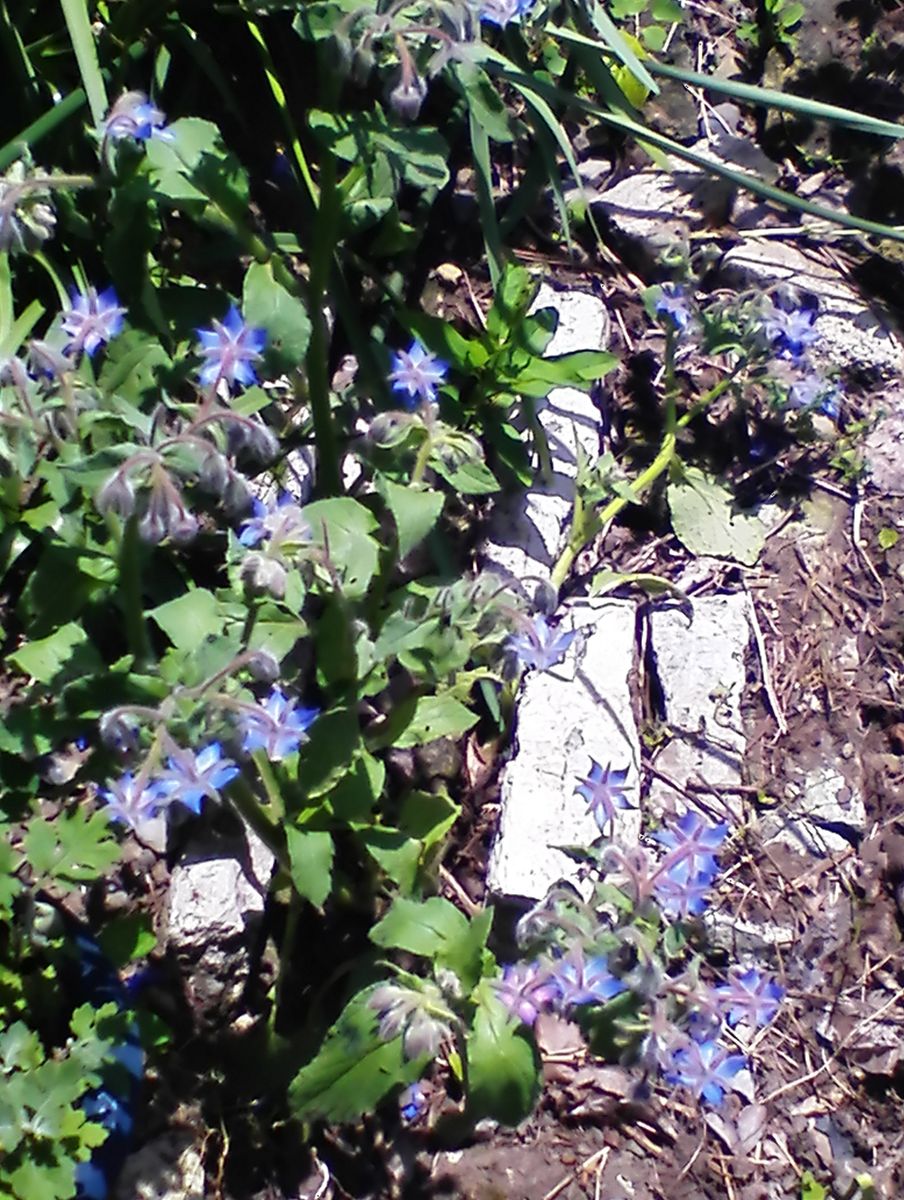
[228,776,288,870]
[119,514,152,665]
[307,150,342,496]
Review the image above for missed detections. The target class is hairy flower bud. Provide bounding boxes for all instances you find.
[389,72,428,122]
[246,649,280,682]
[0,162,57,254]
[241,553,287,600]
[97,470,137,520]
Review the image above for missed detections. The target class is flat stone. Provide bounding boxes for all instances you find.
[482,286,609,586]
[864,386,904,495]
[719,240,904,375]
[487,598,641,901]
[761,764,866,857]
[164,823,274,1025]
[589,171,691,266]
[647,594,750,810]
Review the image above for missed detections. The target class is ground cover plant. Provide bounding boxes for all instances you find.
[1,1,904,1197]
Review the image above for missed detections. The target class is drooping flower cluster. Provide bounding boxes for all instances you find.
[0,160,58,255]
[368,981,454,1060]
[98,689,319,831]
[100,741,238,831]
[237,496,311,599]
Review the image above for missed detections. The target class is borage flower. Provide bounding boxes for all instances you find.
[715,968,783,1029]
[494,961,558,1026]
[388,340,447,409]
[238,688,319,761]
[575,758,633,833]
[99,773,175,831]
[549,950,625,1009]
[100,91,171,146]
[763,304,819,360]
[507,615,576,673]
[480,0,535,26]
[196,305,266,392]
[654,810,728,884]
[158,742,239,814]
[663,1037,748,1107]
[61,286,126,359]
[655,284,692,333]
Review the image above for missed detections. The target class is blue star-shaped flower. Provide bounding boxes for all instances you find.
[575,758,633,833]
[99,773,174,830]
[159,742,239,813]
[787,374,841,420]
[100,91,171,145]
[507,615,577,673]
[196,304,266,392]
[239,688,319,761]
[479,0,535,25]
[763,305,819,360]
[653,867,714,918]
[655,284,691,332]
[550,950,626,1009]
[715,968,783,1028]
[238,496,309,551]
[663,1037,748,1106]
[61,286,126,358]
[655,810,728,884]
[494,961,558,1026]
[388,340,448,409]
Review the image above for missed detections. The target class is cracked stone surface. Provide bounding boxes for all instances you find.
[864,385,904,495]
[482,285,609,586]
[646,594,750,812]
[164,823,274,1025]
[763,764,866,857]
[487,598,641,901]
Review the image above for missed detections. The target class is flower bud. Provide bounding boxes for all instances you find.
[97,470,137,520]
[241,553,287,600]
[246,649,280,682]
[389,72,428,122]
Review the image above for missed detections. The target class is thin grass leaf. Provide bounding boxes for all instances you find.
[469,110,505,290]
[584,2,658,96]
[646,60,904,141]
[0,89,88,173]
[2,301,45,357]
[59,0,108,127]
[495,65,904,245]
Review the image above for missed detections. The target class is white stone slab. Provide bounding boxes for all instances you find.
[647,594,750,809]
[487,598,641,901]
[482,286,609,586]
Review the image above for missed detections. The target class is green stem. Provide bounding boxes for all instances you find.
[410,435,433,485]
[119,514,152,665]
[253,750,285,822]
[550,370,740,593]
[228,776,288,870]
[307,149,342,496]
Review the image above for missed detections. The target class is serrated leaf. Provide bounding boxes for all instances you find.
[667,468,766,565]
[285,826,334,908]
[8,622,102,686]
[289,987,424,1120]
[24,807,120,891]
[466,988,540,1124]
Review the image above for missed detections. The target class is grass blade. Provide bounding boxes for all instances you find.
[0,89,88,173]
[59,0,108,127]
[584,3,658,96]
[469,110,506,290]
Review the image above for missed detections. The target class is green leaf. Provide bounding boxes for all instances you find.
[148,589,221,650]
[8,622,102,685]
[242,261,311,372]
[329,751,385,823]
[289,987,424,1120]
[507,349,618,396]
[466,988,540,1124]
[286,826,334,908]
[303,498,379,598]
[452,61,514,144]
[667,468,766,566]
[590,569,691,606]
[878,527,899,551]
[356,825,421,891]
[23,807,120,892]
[97,913,157,968]
[371,896,469,958]
[379,480,444,558]
[309,109,450,189]
[394,693,479,749]
[296,708,361,801]
[800,1172,828,1200]
[398,790,460,858]
[145,117,250,224]
[430,457,499,495]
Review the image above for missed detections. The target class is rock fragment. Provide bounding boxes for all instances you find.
[487,598,641,901]
[163,822,274,1027]
[646,594,750,812]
